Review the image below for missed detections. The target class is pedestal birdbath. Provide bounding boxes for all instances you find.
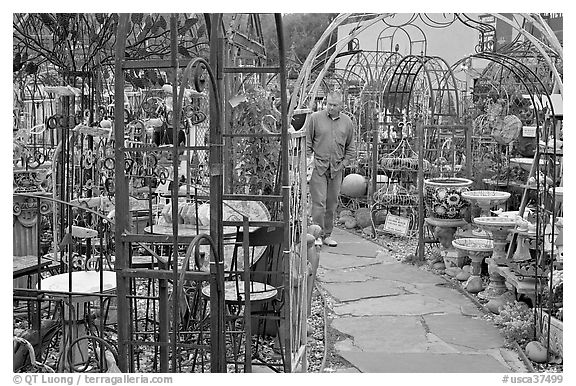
[509,157,547,172]
[553,187,563,204]
[452,238,493,293]
[473,216,518,299]
[462,190,511,237]
[461,190,511,216]
[473,216,517,262]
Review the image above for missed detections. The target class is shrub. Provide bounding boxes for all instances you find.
[494,301,535,346]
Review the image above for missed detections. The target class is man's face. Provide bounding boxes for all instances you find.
[326,96,343,117]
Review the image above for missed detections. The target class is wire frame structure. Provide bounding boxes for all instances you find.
[13,12,306,374]
[286,13,562,266]
[468,46,563,362]
[112,13,307,373]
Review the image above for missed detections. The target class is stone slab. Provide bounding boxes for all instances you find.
[318,253,382,270]
[334,338,357,352]
[316,268,372,283]
[251,365,276,373]
[498,348,529,372]
[354,263,445,285]
[423,314,506,351]
[322,248,399,264]
[333,367,361,373]
[332,316,428,353]
[460,305,483,317]
[409,283,476,309]
[339,352,512,373]
[321,279,407,302]
[333,293,460,317]
[321,241,380,258]
[424,333,461,353]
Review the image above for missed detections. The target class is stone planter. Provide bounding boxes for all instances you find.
[536,310,563,358]
[424,177,473,222]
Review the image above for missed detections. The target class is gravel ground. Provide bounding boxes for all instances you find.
[306,288,326,372]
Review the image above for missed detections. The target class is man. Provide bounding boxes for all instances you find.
[305,91,356,247]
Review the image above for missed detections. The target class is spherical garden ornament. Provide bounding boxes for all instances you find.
[341,173,367,198]
[162,84,173,94]
[100,119,112,128]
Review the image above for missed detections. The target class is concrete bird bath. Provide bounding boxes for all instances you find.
[473,216,518,299]
[452,238,493,293]
[555,217,563,263]
[462,190,511,237]
[473,216,517,262]
[553,187,563,204]
[461,190,511,216]
[509,157,546,172]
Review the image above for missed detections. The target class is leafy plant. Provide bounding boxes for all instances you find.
[494,301,535,346]
[543,270,563,321]
[229,85,280,196]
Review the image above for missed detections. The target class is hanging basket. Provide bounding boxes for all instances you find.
[380,156,430,172]
[373,185,418,207]
[379,138,430,172]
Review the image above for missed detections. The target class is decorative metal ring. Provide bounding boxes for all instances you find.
[124,158,135,173]
[158,171,167,185]
[46,115,60,129]
[13,202,21,216]
[39,200,51,214]
[132,120,144,136]
[35,150,46,163]
[83,150,94,169]
[72,255,86,270]
[104,157,115,170]
[166,111,174,126]
[105,177,115,194]
[86,257,99,271]
[29,123,46,135]
[190,111,206,125]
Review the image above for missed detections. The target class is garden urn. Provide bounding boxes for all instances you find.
[424,177,473,223]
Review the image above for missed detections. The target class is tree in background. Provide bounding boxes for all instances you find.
[262,13,338,66]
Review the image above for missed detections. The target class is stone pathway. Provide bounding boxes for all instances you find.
[315,228,528,373]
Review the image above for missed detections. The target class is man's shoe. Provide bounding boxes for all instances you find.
[323,237,337,247]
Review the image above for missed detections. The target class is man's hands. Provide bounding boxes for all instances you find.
[306,155,314,182]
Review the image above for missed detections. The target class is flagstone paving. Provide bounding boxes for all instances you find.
[316,227,527,373]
